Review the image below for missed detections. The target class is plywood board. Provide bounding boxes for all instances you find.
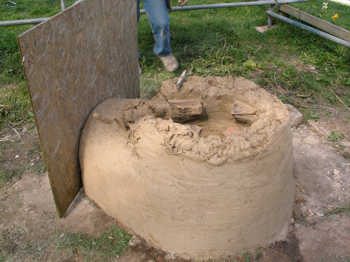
[280,4,350,42]
[18,0,139,217]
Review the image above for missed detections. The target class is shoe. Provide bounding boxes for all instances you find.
[138,64,142,75]
[159,54,179,72]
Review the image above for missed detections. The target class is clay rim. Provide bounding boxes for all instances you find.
[128,76,290,166]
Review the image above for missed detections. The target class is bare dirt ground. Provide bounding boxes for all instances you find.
[0,106,350,262]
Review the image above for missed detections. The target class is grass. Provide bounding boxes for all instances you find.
[325,203,350,216]
[0,254,6,262]
[27,142,47,174]
[138,0,350,109]
[243,252,253,262]
[0,82,33,127]
[0,164,25,188]
[56,225,131,261]
[0,0,350,128]
[0,125,43,188]
[328,130,345,142]
[0,0,74,85]
[302,108,321,121]
[0,0,75,128]
[343,151,350,159]
[0,141,25,187]
[291,0,350,30]
[0,169,17,187]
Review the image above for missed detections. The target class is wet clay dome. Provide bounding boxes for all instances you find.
[79,76,295,260]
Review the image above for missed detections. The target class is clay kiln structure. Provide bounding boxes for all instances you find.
[79,76,295,260]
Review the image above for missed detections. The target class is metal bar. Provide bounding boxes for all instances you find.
[0,18,49,26]
[1,0,65,26]
[1,0,307,26]
[266,10,350,48]
[267,4,274,27]
[61,0,65,11]
[140,0,307,13]
[267,14,273,27]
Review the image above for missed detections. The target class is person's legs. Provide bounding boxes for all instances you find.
[139,0,178,72]
[137,0,142,23]
[143,0,171,57]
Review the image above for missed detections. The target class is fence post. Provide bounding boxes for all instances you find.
[267,6,273,27]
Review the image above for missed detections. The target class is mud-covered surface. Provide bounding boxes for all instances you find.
[152,77,288,165]
[1,82,350,261]
[1,114,349,261]
[79,76,294,259]
[89,76,290,166]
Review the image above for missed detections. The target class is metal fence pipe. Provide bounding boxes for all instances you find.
[140,0,307,13]
[0,18,49,26]
[1,0,307,26]
[266,9,350,48]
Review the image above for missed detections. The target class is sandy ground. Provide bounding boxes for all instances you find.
[0,106,350,262]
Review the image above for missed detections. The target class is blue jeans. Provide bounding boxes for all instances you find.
[137,0,172,56]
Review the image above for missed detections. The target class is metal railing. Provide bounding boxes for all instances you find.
[0,0,68,26]
[1,0,349,48]
[0,17,49,26]
[166,0,306,11]
[266,9,350,48]
[0,0,306,26]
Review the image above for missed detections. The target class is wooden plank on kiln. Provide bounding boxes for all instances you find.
[18,0,139,216]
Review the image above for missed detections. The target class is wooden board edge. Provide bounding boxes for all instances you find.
[16,36,80,217]
[280,4,350,42]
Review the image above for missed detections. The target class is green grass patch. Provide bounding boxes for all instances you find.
[27,142,46,174]
[0,141,26,187]
[343,151,350,159]
[302,108,321,121]
[0,0,350,128]
[0,0,75,84]
[56,225,131,261]
[243,252,253,262]
[328,130,345,142]
[140,72,165,98]
[0,253,7,262]
[139,0,350,107]
[290,0,350,30]
[29,160,46,175]
[0,169,22,188]
[0,82,33,127]
[325,203,350,216]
